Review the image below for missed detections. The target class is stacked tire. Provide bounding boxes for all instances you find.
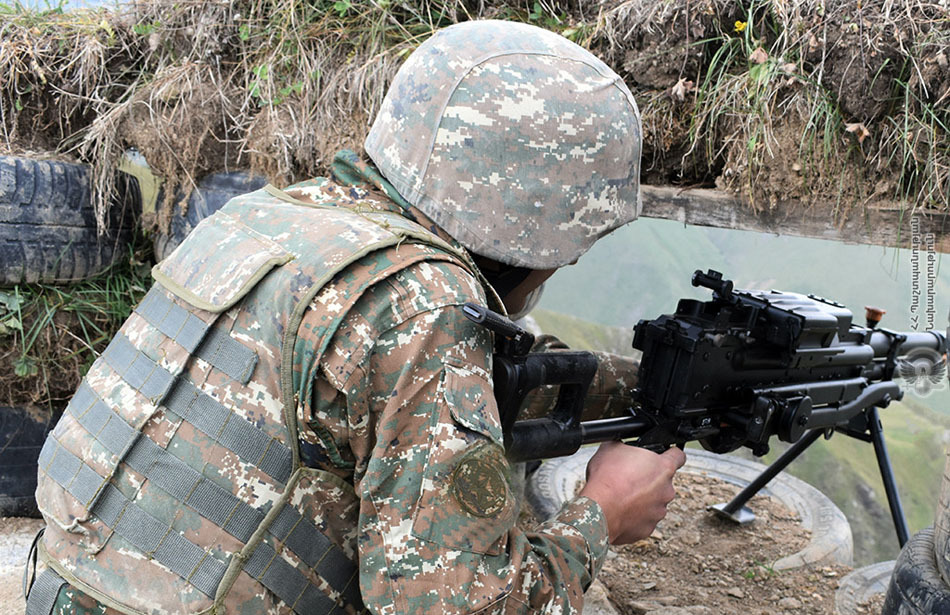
[881,448,950,614]
[1,154,264,517]
[0,406,57,516]
[0,155,138,284]
[0,154,141,517]
[527,448,854,570]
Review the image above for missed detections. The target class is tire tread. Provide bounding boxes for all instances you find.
[0,155,134,284]
[882,527,950,615]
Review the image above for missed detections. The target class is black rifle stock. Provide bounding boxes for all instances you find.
[463,269,948,546]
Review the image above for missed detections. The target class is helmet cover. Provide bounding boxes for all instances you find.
[365,20,642,268]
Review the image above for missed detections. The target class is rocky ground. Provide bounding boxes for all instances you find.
[1,516,44,615]
[587,472,883,615]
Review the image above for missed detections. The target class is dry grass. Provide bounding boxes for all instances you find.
[0,0,947,233]
[595,0,950,211]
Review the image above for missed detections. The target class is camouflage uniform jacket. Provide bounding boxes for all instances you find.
[289,154,612,614]
[33,152,615,615]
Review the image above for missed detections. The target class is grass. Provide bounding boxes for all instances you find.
[0,242,151,411]
[0,0,946,235]
[600,0,949,213]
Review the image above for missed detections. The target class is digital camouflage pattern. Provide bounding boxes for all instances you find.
[364,20,643,270]
[35,152,632,615]
[35,163,481,614]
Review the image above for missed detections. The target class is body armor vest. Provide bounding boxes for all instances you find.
[32,183,471,615]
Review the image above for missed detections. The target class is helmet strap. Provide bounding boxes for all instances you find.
[477,262,535,299]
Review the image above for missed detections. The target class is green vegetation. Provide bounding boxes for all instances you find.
[601,0,949,211]
[542,217,950,337]
[1,0,946,233]
[0,244,150,409]
[530,309,634,356]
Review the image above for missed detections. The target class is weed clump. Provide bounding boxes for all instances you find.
[0,0,947,230]
[597,0,950,214]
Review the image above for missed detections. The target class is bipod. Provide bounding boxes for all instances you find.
[709,406,910,547]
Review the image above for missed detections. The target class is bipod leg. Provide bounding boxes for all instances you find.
[710,428,824,524]
[867,406,910,547]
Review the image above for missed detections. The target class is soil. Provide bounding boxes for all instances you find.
[594,472,854,615]
[0,517,45,615]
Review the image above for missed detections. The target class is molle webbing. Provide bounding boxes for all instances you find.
[63,381,264,541]
[101,333,292,484]
[40,433,360,613]
[100,333,176,404]
[244,521,361,614]
[134,287,209,352]
[136,287,259,384]
[38,438,229,596]
[162,375,292,483]
[58,380,360,605]
[40,282,362,613]
[25,568,68,615]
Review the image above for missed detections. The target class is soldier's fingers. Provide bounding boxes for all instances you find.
[661,446,687,471]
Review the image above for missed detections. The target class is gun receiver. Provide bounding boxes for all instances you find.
[465,270,947,546]
[630,269,945,456]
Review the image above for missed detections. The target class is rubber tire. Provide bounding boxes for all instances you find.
[835,560,895,615]
[153,171,268,262]
[0,155,138,284]
[934,448,950,586]
[526,447,853,570]
[0,406,56,517]
[882,527,950,614]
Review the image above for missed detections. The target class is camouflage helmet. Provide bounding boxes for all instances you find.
[364,20,643,269]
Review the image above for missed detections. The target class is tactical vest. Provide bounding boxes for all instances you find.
[30,183,474,615]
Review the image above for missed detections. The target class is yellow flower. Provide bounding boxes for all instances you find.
[734,20,748,33]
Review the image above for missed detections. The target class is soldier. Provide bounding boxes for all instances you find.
[26,19,685,615]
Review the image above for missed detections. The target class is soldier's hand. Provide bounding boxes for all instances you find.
[577,441,686,545]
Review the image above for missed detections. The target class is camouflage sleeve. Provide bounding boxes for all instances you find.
[518,334,639,421]
[341,263,609,614]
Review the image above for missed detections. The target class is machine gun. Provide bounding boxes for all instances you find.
[463,269,948,546]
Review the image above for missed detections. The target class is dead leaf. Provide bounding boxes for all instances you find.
[782,62,797,73]
[749,47,768,64]
[845,122,871,144]
[671,78,695,102]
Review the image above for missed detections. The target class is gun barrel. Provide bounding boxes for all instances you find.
[869,330,946,357]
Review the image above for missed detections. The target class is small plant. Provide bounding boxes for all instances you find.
[0,242,151,410]
[742,560,777,580]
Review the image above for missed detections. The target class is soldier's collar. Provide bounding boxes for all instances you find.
[329,150,504,309]
[331,150,414,216]
[331,149,461,248]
